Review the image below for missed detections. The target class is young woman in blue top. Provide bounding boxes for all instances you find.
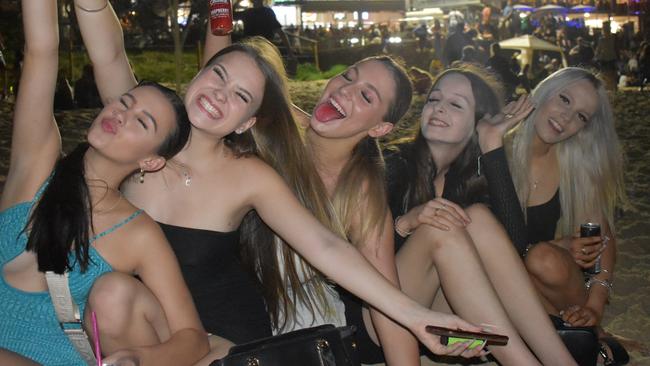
[0,0,205,365]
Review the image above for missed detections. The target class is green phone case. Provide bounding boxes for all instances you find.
[444,336,486,349]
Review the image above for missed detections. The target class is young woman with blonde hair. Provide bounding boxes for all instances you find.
[477,68,626,360]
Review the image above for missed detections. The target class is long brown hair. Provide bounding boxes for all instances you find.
[215,38,342,329]
[392,64,504,212]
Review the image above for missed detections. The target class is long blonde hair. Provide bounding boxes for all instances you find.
[325,56,413,247]
[507,67,627,236]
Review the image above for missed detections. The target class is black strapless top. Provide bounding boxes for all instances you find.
[158,222,272,343]
[526,189,561,245]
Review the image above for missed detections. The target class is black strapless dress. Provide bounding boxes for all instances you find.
[158,222,272,343]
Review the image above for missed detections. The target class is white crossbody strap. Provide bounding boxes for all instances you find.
[45,271,97,366]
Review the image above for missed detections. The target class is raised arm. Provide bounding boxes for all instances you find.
[1,0,61,209]
[246,160,483,357]
[477,95,535,255]
[73,0,137,103]
[203,23,231,67]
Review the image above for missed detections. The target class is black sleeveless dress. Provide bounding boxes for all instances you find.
[158,222,272,344]
[526,189,561,245]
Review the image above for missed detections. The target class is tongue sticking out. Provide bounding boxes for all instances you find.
[314,102,345,123]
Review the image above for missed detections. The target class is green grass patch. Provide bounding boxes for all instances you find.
[56,50,202,84]
[295,63,347,81]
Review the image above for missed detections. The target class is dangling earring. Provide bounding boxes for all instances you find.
[139,168,145,183]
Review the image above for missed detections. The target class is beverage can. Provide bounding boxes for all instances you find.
[209,0,233,36]
[580,223,601,275]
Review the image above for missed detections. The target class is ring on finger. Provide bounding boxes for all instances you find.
[581,248,587,254]
[504,113,514,119]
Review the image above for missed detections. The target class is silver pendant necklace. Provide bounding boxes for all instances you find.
[182,169,192,186]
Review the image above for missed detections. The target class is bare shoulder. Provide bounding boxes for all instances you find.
[122,208,166,245]
[230,155,285,185]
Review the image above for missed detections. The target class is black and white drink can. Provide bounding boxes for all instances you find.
[581,223,601,275]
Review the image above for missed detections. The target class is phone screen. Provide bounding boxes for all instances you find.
[425,325,509,346]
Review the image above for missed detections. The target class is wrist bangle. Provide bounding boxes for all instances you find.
[586,277,613,295]
[75,0,109,13]
[394,216,412,237]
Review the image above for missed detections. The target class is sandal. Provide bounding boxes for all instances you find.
[598,336,630,366]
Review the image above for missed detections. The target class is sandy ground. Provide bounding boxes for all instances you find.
[0,81,648,365]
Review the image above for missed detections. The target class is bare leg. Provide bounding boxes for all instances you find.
[84,272,171,353]
[525,242,588,315]
[85,272,233,362]
[396,218,541,366]
[465,204,577,366]
[0,349,41,366]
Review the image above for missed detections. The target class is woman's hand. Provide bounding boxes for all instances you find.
[102,348,145,366]
[562,233,605,269]
[560,304,601,327]
[477,94,535,153]
[398,198,470,234]
[411,311,488,358]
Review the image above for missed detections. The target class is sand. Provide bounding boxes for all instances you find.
[0,82,648,365]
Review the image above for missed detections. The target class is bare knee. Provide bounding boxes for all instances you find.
[87,272,141,336]
[414,222,471,256]
[525,243,572,286]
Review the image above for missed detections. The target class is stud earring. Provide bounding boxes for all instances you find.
[139,168,145,183]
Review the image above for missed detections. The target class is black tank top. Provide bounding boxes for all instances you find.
[158,222,272,343]
[526,189,561,245]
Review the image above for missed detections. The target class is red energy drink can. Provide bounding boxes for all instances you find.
[580,223,601,275]
[209,0,233,36]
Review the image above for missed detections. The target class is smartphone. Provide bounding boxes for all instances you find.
[425,325,509,347]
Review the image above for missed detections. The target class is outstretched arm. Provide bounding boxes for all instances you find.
[246,160,483,357]
[73,0,137,103]
[1,0,61,209]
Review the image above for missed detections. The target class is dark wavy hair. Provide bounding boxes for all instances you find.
[397,63,504,210]
[25,80,190,274]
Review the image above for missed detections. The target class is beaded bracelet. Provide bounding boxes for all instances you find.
[394,216,412,237]
[75,0,109,13]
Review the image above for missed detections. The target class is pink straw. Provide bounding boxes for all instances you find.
[91,311,102,366]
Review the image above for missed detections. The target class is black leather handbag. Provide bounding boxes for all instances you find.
[550,315,600,366]
[210,324,360,366]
